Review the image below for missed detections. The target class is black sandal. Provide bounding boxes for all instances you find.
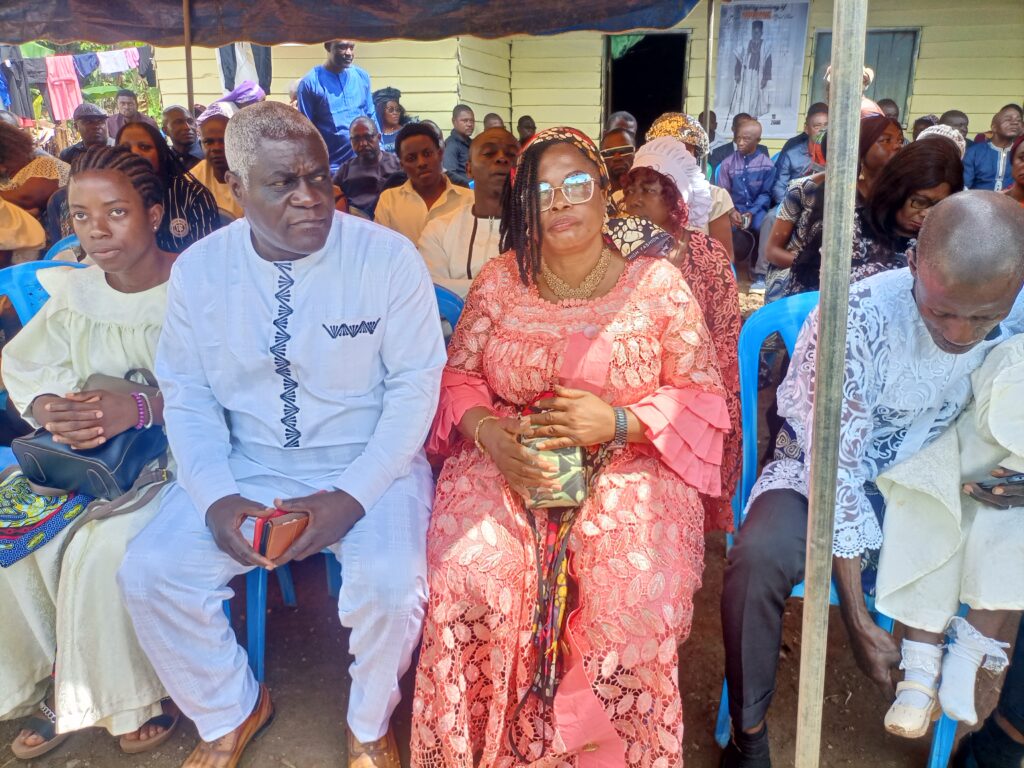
[10,700,72,759]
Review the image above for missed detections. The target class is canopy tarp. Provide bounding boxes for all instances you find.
[0,1,698,46]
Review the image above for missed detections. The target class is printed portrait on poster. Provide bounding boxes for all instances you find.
[714,1,810,139]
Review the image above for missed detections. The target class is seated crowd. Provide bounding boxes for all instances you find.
[0,49,1023,768]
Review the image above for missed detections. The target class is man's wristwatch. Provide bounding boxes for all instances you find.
[610,406,628,450]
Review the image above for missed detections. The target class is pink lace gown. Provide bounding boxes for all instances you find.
[411,253,730,768]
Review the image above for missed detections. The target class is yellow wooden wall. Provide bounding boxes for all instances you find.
[153,40,461,129]
[155,1,1022,150]
[510,34,605,141]
[457,37,512,128]
[681,0,1024,151]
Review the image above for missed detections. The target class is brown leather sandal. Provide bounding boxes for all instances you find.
[181,684,274,768]
[348,727,401,768]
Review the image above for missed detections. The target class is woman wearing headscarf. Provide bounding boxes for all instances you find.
[622,135,741,532]
[116,121,221,253]
[646,112,737,263]
[410,128,730,768]
[373,87,408,154]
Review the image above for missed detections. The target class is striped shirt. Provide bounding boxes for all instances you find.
[158,174,221,254]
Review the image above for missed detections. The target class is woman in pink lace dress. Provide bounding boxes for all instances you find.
[410,128,732,768]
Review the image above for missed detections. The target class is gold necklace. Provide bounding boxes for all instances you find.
[540,247,612,300]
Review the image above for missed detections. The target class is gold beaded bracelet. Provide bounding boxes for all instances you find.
[474,415,500,453]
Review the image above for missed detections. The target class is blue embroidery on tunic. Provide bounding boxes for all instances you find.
[322,318,381,339]
[271,262,301,448]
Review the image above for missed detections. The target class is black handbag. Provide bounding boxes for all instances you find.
[12,426,168,499]
[11,369,169,500]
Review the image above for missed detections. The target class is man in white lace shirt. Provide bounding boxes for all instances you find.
[719,191,1024,768]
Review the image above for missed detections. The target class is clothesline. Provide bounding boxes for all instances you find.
[0,45,156,123]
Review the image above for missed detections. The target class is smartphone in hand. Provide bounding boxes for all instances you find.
[251,509,309,560]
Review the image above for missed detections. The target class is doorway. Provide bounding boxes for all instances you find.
[606,33,688,139]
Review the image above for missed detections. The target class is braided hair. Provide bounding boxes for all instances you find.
[70,145,164,209]
[500,132,609,285]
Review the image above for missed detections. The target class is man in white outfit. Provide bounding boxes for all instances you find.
[119,101,445,768]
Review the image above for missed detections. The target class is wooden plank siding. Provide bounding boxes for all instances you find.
[456,37,512,127]
[153,40,461,128]
[510,33,605,140]
[153,2,1021,154]
[681,0,1024,152]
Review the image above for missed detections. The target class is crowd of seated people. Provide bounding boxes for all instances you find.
[1,56,1024,768]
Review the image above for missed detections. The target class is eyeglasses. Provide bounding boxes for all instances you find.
[599,146,635,159]
[538,172,596,211]
[383,105,401,113]
[907,194,943,211]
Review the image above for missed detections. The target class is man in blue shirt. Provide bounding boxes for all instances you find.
[964,105,1022,192]
[771,102,828,204]
[297,40,376,173]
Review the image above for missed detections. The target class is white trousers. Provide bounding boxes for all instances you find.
[118,463,431,743]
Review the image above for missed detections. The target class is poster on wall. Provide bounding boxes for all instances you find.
[714,0,810,140]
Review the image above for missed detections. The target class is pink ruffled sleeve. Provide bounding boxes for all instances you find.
[425,269,498,459]
[426,370,493,457]
[629,278,732,495]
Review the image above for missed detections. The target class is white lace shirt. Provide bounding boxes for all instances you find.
[749,268,1024,558]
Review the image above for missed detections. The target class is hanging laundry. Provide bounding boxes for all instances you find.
[45,55,83,121]
[73,52,99,80]
[0,68,10,109]
[137,45,157,87]
[21,57,51,119]
[96,49,130,74]
[0,45,33,119]
[218,43,272,93]
[124,47,140,69]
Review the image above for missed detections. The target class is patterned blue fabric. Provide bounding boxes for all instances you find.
[271,262,301,448]
[0,472,93,568]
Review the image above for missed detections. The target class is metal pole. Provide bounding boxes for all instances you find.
[701,0,715,175]
[794,0,868,765]
[183,0,194,111]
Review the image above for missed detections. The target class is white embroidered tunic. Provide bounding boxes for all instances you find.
[748,268,1024,559]
[155,213,446,520]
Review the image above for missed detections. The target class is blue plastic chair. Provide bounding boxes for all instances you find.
[434,283,464,331]
[0,262,88,411]
[43,234,79,261]
[714,292,894,743]
[713,293,958,766]
[0,261,87,322]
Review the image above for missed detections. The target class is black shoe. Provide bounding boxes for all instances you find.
[952,716,1024,768]
[720,724,771,768]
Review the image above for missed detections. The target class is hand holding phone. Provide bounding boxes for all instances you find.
[963,467,1024,509]
[252,509,310,560]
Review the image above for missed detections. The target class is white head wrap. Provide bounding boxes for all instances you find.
[917,124,967,159]
[631,136,713,229]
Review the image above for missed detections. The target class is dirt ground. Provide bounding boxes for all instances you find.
[1,285,1014,768]
[0,545,1013,768]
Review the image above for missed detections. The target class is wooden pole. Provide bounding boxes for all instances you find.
[794,0,868,765]
[183,0,194,111]
[701,0,715,175]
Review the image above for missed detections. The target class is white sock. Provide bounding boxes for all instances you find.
[939,618,1010,725]
[896,639,942,710]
